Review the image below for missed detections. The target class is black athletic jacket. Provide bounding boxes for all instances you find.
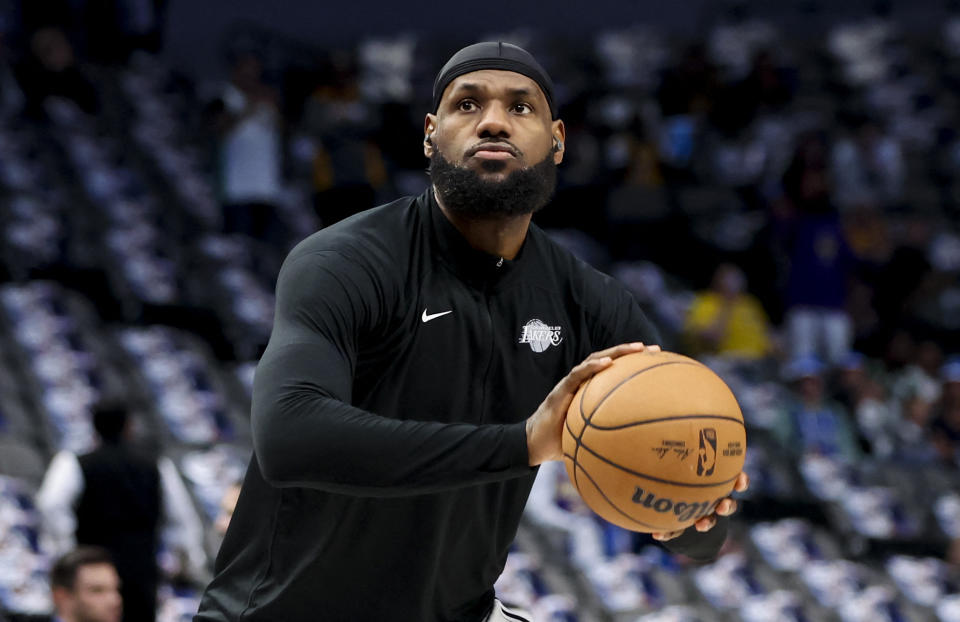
[195,189,728,622]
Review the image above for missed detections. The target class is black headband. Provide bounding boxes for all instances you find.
[432,42,557,120]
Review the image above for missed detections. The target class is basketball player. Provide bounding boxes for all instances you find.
[195,42,748,622]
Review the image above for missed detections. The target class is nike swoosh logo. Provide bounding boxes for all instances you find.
[421,309,453,323]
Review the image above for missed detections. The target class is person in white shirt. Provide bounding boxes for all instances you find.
[37,405,207,622]
[211,50,283,243]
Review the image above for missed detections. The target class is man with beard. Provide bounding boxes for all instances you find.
[195,42,746,622]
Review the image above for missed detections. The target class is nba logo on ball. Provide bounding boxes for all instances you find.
[697,428,717,476]
[561,350,747,533]
[519,319,562,353]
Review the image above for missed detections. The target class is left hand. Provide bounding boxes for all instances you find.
[651,471,749,541]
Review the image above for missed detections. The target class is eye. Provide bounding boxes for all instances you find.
[457,99,478,112]
[512,103,533,114]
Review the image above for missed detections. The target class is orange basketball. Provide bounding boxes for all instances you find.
[562,350,746,533]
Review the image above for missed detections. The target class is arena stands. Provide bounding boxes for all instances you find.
[1,2,960,621]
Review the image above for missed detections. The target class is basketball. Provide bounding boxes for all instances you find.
[562,350,746,533]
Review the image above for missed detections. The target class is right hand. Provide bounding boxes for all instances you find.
[525,342,660,466]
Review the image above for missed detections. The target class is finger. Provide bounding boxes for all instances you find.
[715,498,737,516]
[651,530,683,541]
[587,342,648,362]
[559,357,612,393]
[735,471,750,492]
[646,344,661,353]
[695,515,717,532]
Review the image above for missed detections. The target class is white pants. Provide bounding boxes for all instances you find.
[484,599,531,622]
[786,307,852,365]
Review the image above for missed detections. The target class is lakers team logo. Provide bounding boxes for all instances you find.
[697,428,717,476]
[518,319,563,353]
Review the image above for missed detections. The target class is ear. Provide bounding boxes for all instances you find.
[551,119,566,165]
[423,114,437,158]
[52,586,72,615]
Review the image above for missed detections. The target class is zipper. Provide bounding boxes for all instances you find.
[478,260,504,422]
[477,289,497,423]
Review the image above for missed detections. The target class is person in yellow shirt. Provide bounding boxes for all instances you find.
[684,263,773,359]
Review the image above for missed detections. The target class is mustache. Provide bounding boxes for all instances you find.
[465,140,522,158]
[428,147,556,219]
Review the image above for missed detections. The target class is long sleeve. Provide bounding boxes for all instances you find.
[252,249,533,496]
[659,517,729,562]
[35,450,84,556]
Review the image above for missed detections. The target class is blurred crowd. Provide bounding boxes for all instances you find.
[1,0,960,620]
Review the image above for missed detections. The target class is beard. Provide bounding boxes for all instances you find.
[428,146,557,219]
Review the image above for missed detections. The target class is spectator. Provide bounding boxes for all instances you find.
[831,114,905,212]
[931,357,960,466]
[49,546,122,622]
[890,338,943,406]
[301,52,386,226]
[81,0,167,63]
[831,352,904,458]
[209,50,283,243]
[604,119,671,251]
[36,405,206,622]
[0,28,24,119]
[682,263,773,360]
[658,42,718,119]
[738,49,794,114]
[656,43,718,173]
[892,385,940,464]
[14,26,99,120]
[778,133,857,365]
[871,218,935,336]
[772,355,862,461]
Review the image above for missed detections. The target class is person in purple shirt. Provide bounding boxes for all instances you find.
[779,132,857,365]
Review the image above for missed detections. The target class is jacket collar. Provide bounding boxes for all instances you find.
[421,187,531,291]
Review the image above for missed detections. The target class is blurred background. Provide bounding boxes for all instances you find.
[1,0,960,620]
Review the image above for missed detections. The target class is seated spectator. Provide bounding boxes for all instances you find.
[893,386,940,464]
[682,263,773,360]
[831,114,904,212]
[931,357,960,466]
[890,338,943,407]
[772,355,862,461]
[49,546,122,622]
[831,352,897,456]
[834,351,939,462]
[14,26,99,120]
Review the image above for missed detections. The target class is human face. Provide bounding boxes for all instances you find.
[60,563,122,622]
[424,70,564,181]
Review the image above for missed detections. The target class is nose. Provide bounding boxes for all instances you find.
[475,104,511,138]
